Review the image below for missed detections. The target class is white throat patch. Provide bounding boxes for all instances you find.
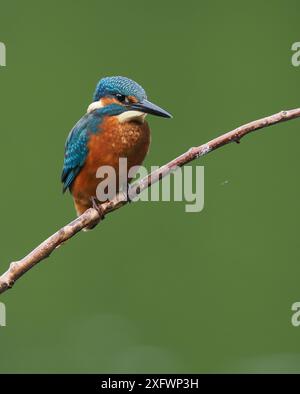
[117,111,146,123]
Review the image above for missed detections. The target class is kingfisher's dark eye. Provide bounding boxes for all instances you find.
[115,94,129,104]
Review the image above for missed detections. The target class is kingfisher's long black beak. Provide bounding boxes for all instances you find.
[129,99,172,118]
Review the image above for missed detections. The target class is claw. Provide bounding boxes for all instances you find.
[90,197,105,220]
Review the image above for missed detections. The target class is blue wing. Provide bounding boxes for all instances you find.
[61,105,122,192]
[61,114,90,192]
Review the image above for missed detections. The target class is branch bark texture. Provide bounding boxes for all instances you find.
[1,108,300,294]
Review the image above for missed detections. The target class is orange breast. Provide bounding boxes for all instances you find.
[71,116,150,212]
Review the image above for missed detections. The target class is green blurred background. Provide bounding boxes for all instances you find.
[0,0,300,373]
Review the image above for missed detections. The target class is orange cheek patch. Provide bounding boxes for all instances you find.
[101,97,120,106]
[128,95,138,103]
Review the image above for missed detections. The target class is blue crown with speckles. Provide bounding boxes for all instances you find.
[93,76,147,102]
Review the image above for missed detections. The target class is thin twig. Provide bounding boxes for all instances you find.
[0,108,299,294]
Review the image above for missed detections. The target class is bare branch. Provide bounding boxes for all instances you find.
[1,108,299,295]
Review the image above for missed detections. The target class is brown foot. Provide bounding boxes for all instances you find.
[90,197,106,220]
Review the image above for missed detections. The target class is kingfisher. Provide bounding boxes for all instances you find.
[61,76,172,225]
